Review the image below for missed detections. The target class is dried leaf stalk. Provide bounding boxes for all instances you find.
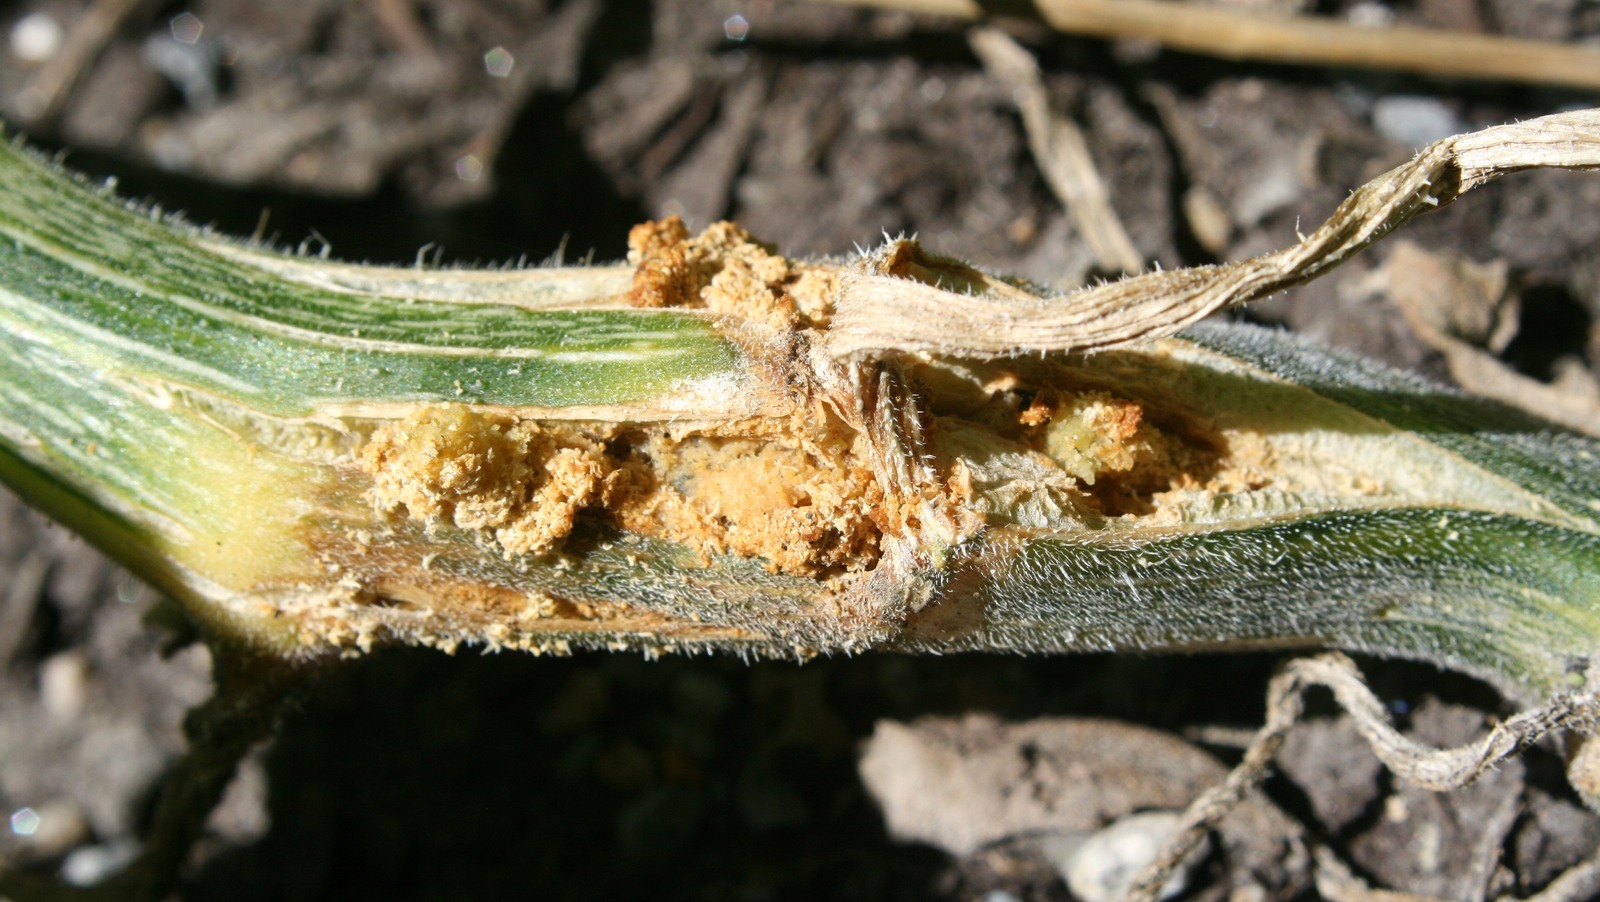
[827,111,1600,358]
[818,0,1600,92]
[0,112,1598,699]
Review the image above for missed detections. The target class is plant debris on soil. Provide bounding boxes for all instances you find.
[3,0,1600,899]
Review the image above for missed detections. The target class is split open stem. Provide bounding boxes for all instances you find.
[0,112,1597,703]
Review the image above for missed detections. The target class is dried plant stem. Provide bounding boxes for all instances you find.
[969,27,1143,276]
[1123,653,1600,902]
[828,109,1600,358]
[814,0,1600,92]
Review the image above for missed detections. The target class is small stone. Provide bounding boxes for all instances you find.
[9,12,63,63]
[60,839,139,887]
[39,650,90,720]
[1047,811,1207,902]
[1231,156,1301,227]
[1347,2,1396,27]
[1372,96,1468,149]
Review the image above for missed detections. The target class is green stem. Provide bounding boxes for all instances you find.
[0,130,1597,698]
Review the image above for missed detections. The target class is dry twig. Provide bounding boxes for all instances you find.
[1122,653,1600,902]
[969,27,1144,276]
[828,110,1600,358]
[814,0,1600,92]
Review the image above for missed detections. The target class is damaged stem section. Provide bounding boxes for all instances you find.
[1,113,1599,698]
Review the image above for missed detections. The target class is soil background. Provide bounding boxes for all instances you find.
[1,0,1599,899]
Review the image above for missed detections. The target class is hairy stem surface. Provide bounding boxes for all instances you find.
[0,114,1598,698]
